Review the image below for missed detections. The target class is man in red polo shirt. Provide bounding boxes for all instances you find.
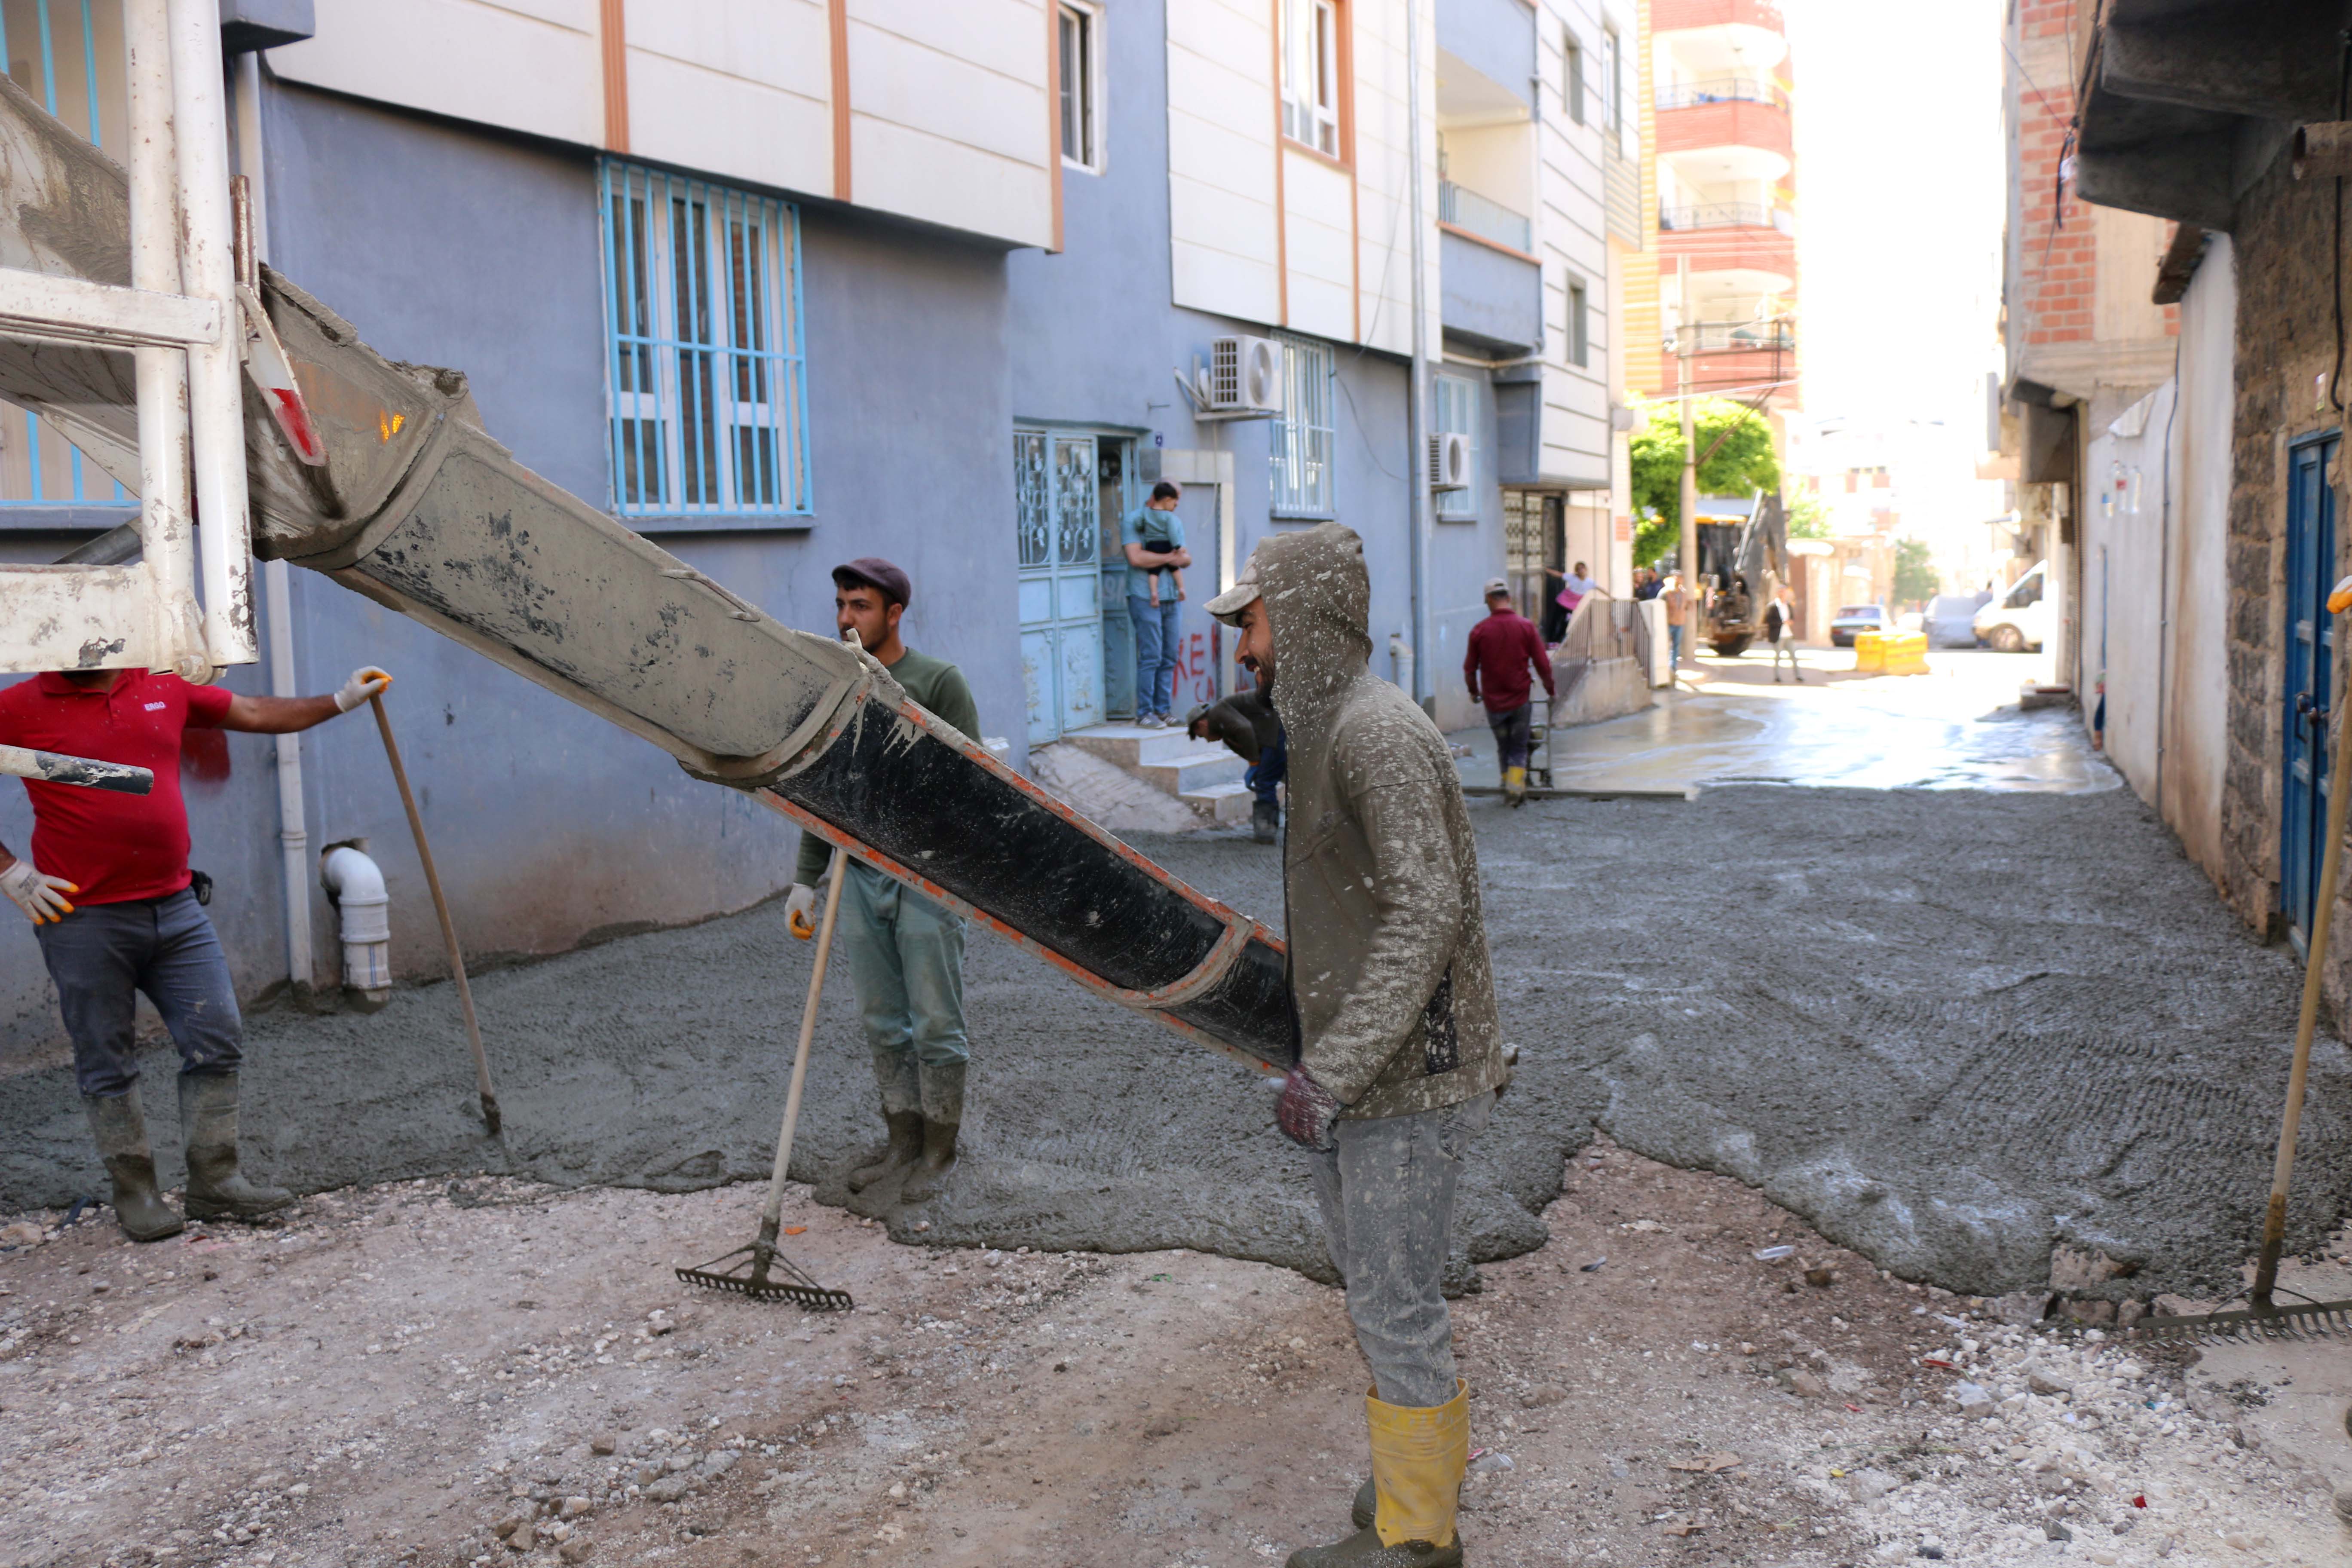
[0,661,390,1241]
[1463,577,1555,807]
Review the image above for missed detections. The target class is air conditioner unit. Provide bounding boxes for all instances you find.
[1207,335,1282,413]
[1429,431,1471,491]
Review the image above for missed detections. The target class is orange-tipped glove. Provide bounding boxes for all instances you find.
[785,883,818,940]
[333,666,393,713]
[2330,576,2352,616]
[0,860,76,924]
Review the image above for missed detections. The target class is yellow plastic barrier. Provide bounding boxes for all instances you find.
[1854,630,1928,675]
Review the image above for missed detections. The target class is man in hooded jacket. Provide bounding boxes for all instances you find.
[1207,522,1509,1568]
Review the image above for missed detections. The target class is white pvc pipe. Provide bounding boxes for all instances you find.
[167,0,256,670]
[320,845,391,1007]
[233,49,313,996]
[123,0,205,682]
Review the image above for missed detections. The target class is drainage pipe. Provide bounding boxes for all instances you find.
[319,844,390,1010]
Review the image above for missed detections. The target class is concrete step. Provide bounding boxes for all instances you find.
[1181,780,1255,824]
[1061,723,1214,770]
[1136,746,1246,794]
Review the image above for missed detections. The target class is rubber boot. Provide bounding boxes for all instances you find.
[1288,1382,1468,1568]
[82,1087,184,1243]
[178,1072,293,1221]
[847,1111,924,1193]
[1502,765,1526,807]
[900,1060,965,1204]
[1252,798,1281,844]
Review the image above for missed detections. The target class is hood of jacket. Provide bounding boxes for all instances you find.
[1254,522,1374,747]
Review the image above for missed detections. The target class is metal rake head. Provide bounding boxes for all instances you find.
[2126,1296,2352,1346]
[676,1243,854,1312]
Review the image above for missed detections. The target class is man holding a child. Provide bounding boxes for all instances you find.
[1121,480,1193,728]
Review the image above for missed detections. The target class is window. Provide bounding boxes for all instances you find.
[1566,279,1590,368]
[1272,335,1336,516]
[1600,30,1622,142]
[600,162,812,524]
[1058,3,1101,171]
[1564,30,1585,126]
[1280,0,1340,157]
[1435,374,1478,519]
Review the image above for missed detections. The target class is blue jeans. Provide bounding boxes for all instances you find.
[35,888,242,1099]
[1669,624,1683,670]
[839,860,968,1115]
[1129,594,1182,718]
[1244,733,1287,806]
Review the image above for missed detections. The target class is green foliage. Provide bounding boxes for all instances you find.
[1893,537,1939,607]
[1632,513,1678,569]
[1786,494,1831,541]
[1628,398,1782,541]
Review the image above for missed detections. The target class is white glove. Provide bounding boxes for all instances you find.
[0,859,77,924]
[333,666,393,713]
[785,883,818,940]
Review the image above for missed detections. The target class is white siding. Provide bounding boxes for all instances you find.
[1167,0,1281,326]
[1534,0,1613,489]
[625,0,833,199]
[1284,152,1355,342]
[1350,0,1431,358]
[847,0,1054,245]
[271,0,603,148]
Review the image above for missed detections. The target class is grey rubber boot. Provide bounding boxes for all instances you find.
[82,1087,184,1242]
[1253,798,1280,844]
[1353,1478,1376,1531]
[900,1060,965,1204]
[1287,1529,1462,1568]
[847,1111,924,1193]
[178,1072,293,1221]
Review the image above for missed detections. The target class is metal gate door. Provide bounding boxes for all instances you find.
[1017,429,1104,744]
[2282,432,2340,941]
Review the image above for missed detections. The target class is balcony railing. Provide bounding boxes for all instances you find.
[1439,181,1532,254]
[1665,318,1795,354]
[1659,202,1795,233]
[1656,77,1789,112]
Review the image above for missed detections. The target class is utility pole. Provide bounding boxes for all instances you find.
[1676,256,1697,671]
[1404,0,1433,712]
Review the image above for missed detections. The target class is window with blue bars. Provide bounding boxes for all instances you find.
[0,0,132,518]
[597,161,813,526]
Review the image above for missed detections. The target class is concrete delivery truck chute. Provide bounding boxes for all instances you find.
[0,61,1297,1077]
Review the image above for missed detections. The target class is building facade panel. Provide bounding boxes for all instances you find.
[271,0,603,148]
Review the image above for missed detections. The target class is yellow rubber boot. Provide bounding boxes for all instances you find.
[1287,1382,1468,1567]
[1502,765,1526,806]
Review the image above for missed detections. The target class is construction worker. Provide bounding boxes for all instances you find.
[1463,577,1554,807]
[1185,677,1284,843]
[1208,524,1508,1568]
[784,558,980,1204]
[0,661,393,1242]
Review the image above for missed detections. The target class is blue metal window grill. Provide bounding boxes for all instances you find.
[0,0,132,518]
[1434,373,1478,518]
[598,160,813,525]
[1271,334,1334,517]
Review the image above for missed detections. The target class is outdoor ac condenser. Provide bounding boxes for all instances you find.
[1208,335,1283,413]
[1429,431,1471,490]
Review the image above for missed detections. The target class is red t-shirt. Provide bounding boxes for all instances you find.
[1464,609,1555,715]
[0,670,232,905]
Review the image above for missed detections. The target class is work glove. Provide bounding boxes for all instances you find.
[785,883,818,941]
[0,860,77,925]
[1274,1064,1341,1152]
[333,666,394,713]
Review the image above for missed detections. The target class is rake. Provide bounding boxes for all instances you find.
[2132,576,2352,1345]
[677,848,854,1311]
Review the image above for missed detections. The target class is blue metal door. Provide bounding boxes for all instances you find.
[1016,429,1104,744]
[2282,432,2340,940]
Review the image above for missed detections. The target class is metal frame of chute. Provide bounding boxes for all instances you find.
[0,0,256,689]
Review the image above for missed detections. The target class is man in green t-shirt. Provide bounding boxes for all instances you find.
[784,558,982,1204]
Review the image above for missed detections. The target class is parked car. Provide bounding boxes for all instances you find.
[1926,593,1991,647]
[1973,563,2049,652]
[1829,604,1890,647]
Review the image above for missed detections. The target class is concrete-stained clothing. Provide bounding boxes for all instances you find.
[38,889,242,1098]
[840,859,968,1116]
[1191,682,1281,765]
[1255,522,1508,1120]
[794,647,982,885]
[1311,1091,1492,1407]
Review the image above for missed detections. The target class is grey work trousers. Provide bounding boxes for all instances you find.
[838,859,968,1115]
[1310,1090,1493,1409]
[36,889,242,1099]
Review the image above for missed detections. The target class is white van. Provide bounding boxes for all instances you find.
[1974,562,2049,652]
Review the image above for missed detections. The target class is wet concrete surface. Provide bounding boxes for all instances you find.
[0,655,2333,1302]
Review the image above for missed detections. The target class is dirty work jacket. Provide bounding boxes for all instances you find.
[1254,522,1509,1121]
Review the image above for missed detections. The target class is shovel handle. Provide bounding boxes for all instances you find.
[762,848,846,1231]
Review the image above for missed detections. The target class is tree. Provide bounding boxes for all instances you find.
[1786,493,1831,541]
[1893,537,1939,608]
[1628,397,1782,569]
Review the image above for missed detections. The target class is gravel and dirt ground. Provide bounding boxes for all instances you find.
[0,1140,2341,1568]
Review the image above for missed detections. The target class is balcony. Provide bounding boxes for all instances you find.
[1667,319,1795,354]
[1441,226,1541,356]
[1657,203,1795,288]
[1439,181,1531,254]
[1655,95,1792,168]
[1658,201,1793,233]
[1659,317,1797,400]
[1656,77,1788,113]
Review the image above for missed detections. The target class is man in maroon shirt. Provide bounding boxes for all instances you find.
[0,662,390,1241]
[1463,578,1555,807]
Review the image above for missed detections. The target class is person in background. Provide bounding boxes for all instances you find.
[1766,584,1803,684]
[0,659,393,1241]
[1558,561,1598,620]
[1661,573,1692,677]
[1464,577,1555,808]
[1186,676,1284,844]
[1632,567,1663,602]
[1121,481,1191,728]
[784,558,981,1206]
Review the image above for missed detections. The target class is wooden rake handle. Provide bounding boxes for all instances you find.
[759,848,847,1243]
